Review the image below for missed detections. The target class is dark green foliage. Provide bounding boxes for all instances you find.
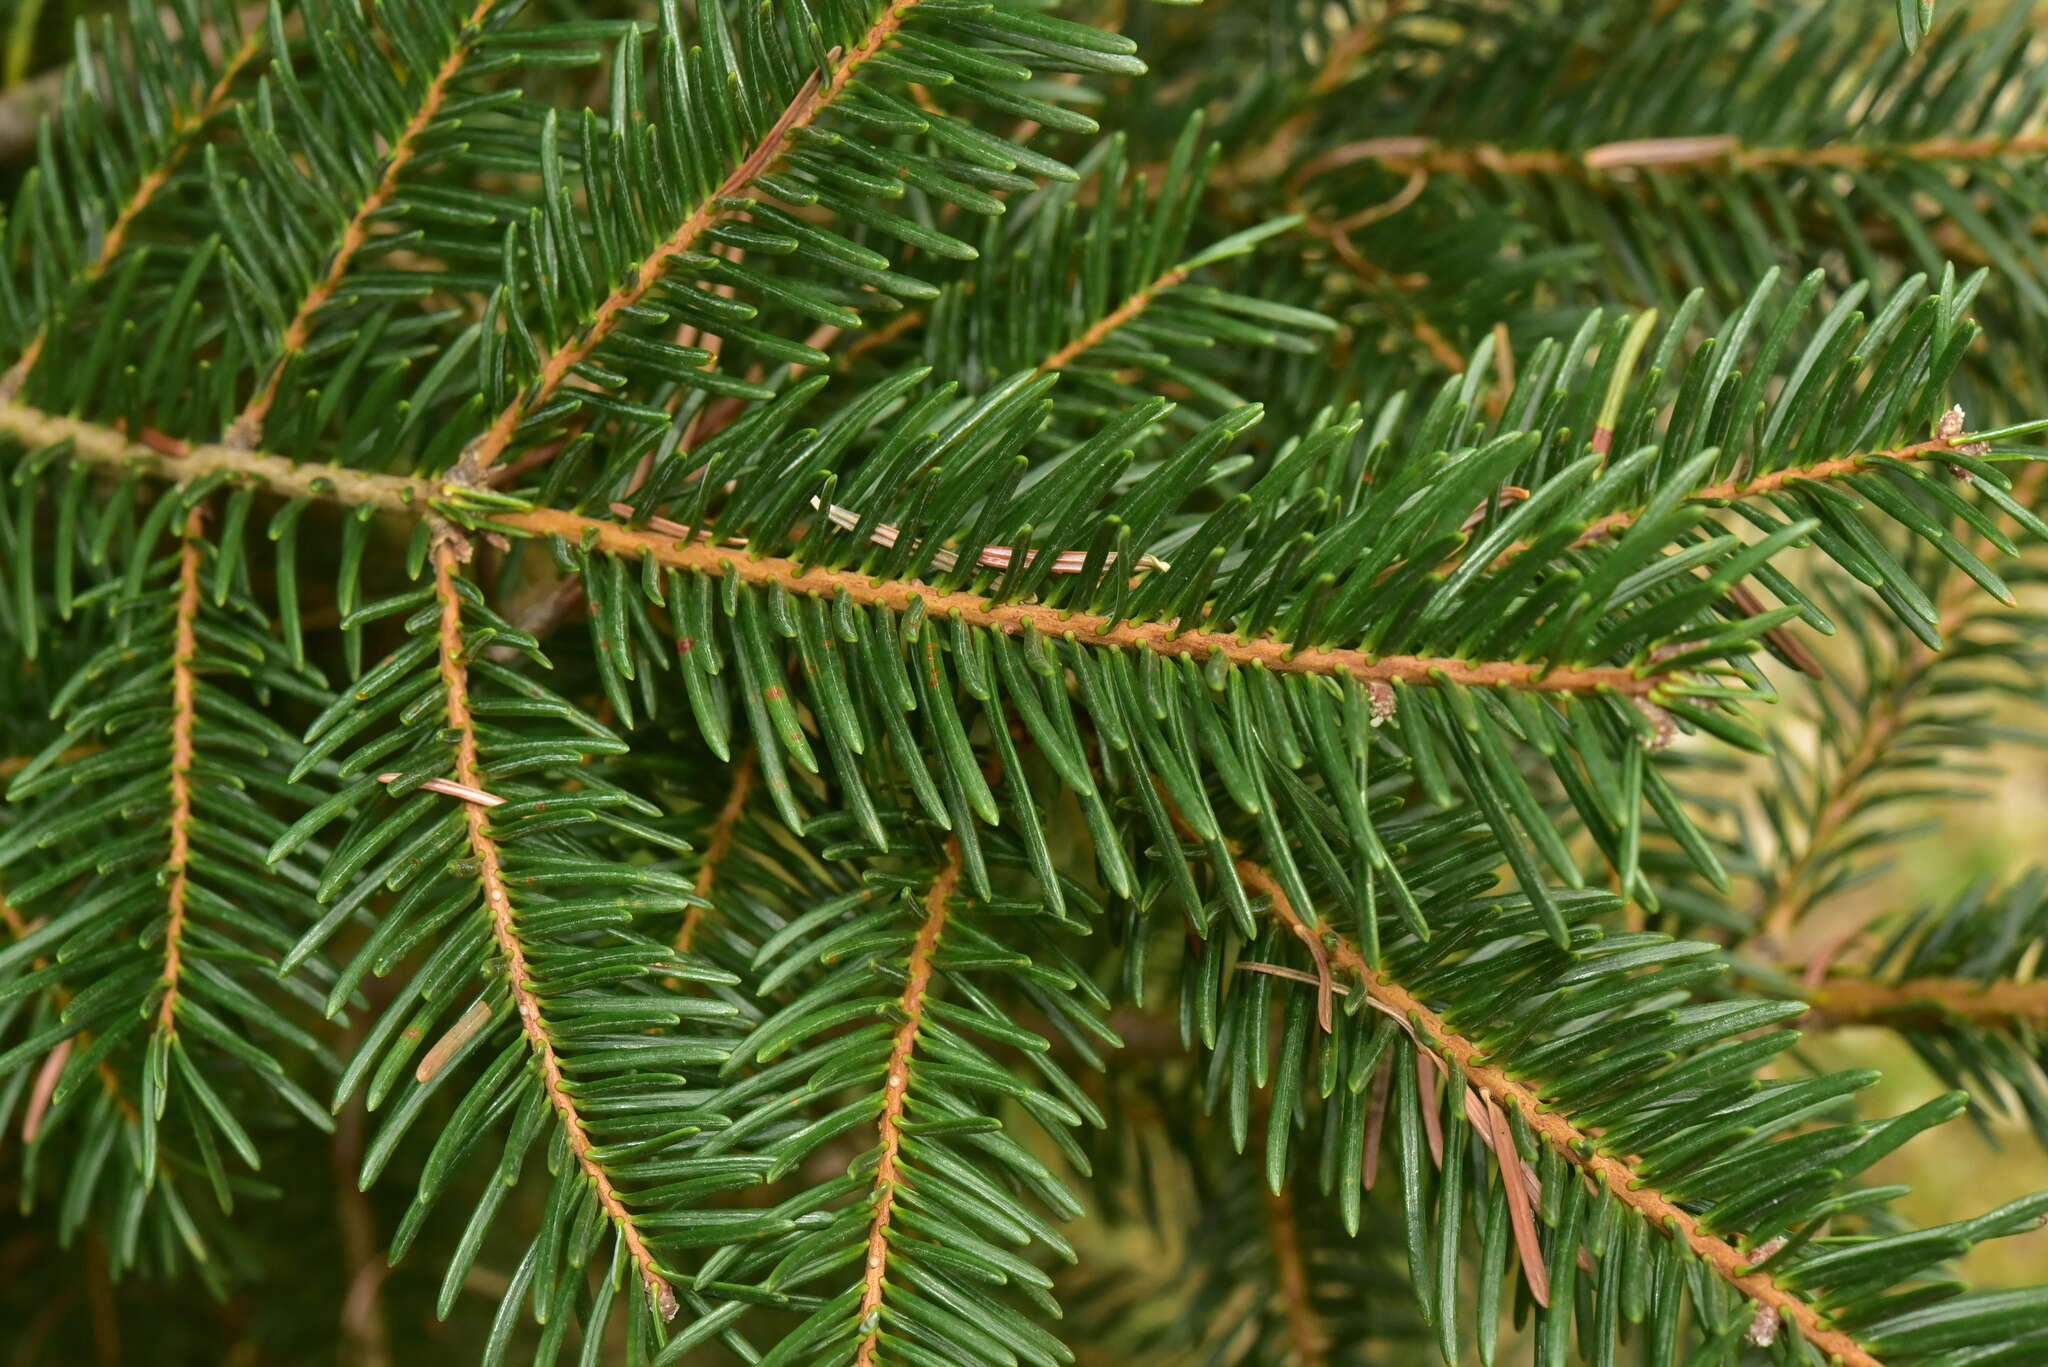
[0,461,337,1290]
[1817,873,2048,1154]
[678,822,1106,1366]
[853,118,1335,436]
[1178,862,2048,1365]
[7,0,2048,1364]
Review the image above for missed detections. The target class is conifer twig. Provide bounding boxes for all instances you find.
[750,252,1200,429]
[429,538,677,1320]
[1036,261,1193,374]
[508,506,1669,696]
[558,157,1191,460]
[0,399,1695,700]
[225,0,498,450]
[1317,130,2048,182]
[1805,976,2048,1028]
[1225,844,1885,1367]
[156,508,205,1040]
[454,0,925,484]
[0,22,267,401]
[0,399,438,510]
[1567,438,1961,550]
[841,307,927,367]
[1757,462,2048,942]
[2,397,1997,706]
[852,839,960,1367]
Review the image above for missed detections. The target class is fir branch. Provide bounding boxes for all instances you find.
[1756,463,2048,942]
[678,226,1192,481]
[427,537,677,1320]
[852,838,959,1367]
[1765,871,2048,1149]
[1227,845,1886,1367]
[2,400,1689,699]
[0,1,270,164]
[155,508,204,1039]
[0,459,342,1270]
[453,0,923,485]
[480,508,1676,697]
[14,0,2048,1359]
[1036,260,1192,375]
[1565,437,1963,552]
[852,134,1327,434]
[1807,976,2048,1028]
[223,0,498,450]
[0,21,265,400]
[1257,2,2048,412]
[1328,130,2048,183]
[0,399,436,511]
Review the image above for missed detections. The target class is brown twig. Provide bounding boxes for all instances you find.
[1294,212,1466,374]
[852,840,960,1367]
[1036,263,1192,374]
[501,506,1675,697]
[333,1026,391,1367]
[1321,130,2048,183]
[1564,438,1959,552]
[841,307,926,367]
[3,400,1691,698]
[0,744,99,778]
[1755,680,1917,943]
[1805,976,2048,1028]
[0,399,439,510]
[156,507,205,1040]
[429,538,676,1320]
[30,398,1995,708]
[721,251,1190,447]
